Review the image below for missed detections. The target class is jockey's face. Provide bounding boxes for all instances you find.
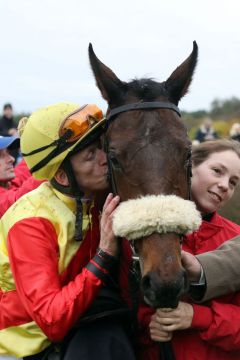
[70,140,108,197]
[0,148,15,184]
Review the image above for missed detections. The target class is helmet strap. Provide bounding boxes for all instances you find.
[74,196,83,241]
[50,158,84,241]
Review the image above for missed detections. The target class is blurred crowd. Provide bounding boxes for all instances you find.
[193,117,240,145]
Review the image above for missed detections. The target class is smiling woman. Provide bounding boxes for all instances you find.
[191,139,240,215]
[149,139,240,360]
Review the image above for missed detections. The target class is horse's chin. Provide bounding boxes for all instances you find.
[143,294,179,309]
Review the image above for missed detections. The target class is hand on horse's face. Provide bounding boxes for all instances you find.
[99,193,120,257]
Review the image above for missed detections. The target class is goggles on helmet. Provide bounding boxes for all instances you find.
[22,104,105,174]
[59,104,103,143]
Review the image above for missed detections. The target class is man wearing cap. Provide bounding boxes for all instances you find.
[0,135,20,188]
[0,103,136,360]
[0,135,41,216]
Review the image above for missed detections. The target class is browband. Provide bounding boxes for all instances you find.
[107,101,181,122]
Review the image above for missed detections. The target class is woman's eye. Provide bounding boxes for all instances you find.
[230,180,237,187]
[213,167,221,174]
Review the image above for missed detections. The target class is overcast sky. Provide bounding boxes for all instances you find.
[1,0,240,115]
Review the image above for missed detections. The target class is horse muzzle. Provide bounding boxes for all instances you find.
[141,268,187,308]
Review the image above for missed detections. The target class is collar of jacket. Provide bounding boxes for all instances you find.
[186,212,223,245]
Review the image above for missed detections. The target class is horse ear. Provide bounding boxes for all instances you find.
[88,43,127,106]
[165,41,198,105]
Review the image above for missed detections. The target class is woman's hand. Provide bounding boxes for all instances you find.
[149,301,193,342]
[150,312,173,342]
[152,302,194,334]
[99,193,120,257]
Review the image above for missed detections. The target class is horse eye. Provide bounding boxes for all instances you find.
[109,153,121,169]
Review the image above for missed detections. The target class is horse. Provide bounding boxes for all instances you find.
[88,43,201,311]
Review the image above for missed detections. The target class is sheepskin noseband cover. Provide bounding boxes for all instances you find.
[112,195,201,240]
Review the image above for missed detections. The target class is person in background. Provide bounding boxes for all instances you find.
[194,117,219,144]
[229,123,240,142]
[0,103,22,163]
[0,135,29,190]
[0,135,19,187]
[0,103,17,136]
[0,135,41,216]
[148,140,240,359]
[0,102,136,360]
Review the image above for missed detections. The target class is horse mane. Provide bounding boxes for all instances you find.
[127,78,168,101]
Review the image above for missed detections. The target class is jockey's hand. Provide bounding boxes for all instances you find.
[154,302,193,332]
[99,193,120,257]
[149,312,173,342]
[181,250,202,283]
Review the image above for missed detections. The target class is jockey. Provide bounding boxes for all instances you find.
[0,103,136,360]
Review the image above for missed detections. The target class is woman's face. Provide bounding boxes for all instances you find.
[191,150,240,215]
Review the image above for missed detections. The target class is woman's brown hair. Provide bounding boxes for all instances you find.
[192,139,240,167]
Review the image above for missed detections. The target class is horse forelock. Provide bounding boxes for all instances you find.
[126,78,168,102]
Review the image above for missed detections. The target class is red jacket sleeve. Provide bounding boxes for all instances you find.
[191,294,240,351]
[8,217,105,342]
[0,177,42,217]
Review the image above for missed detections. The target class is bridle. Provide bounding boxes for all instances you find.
[104,101,191,360]
[104,100,192,201]
[104,101,192,261]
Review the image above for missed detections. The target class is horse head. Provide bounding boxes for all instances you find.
[89,43,201,309]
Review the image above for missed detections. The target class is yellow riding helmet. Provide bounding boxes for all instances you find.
[20,102,106,180]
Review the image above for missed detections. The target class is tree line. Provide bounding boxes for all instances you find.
[182,96,240,139]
